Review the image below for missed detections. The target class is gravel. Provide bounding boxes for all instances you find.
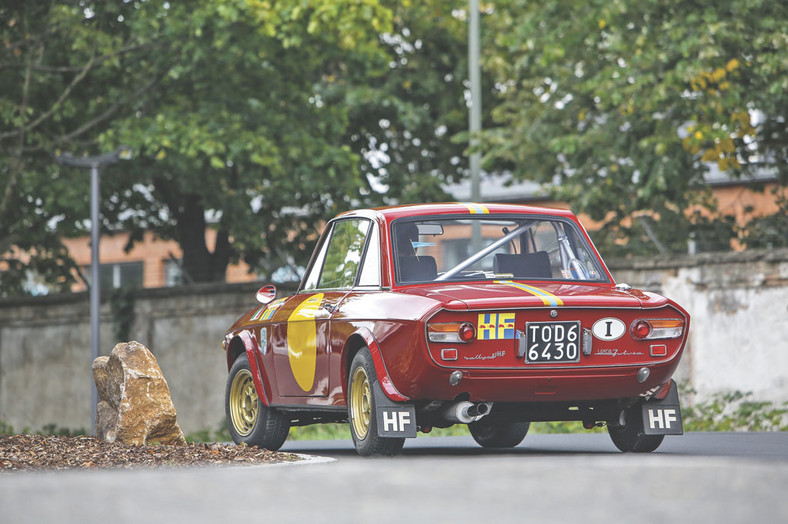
[0,434,300,471]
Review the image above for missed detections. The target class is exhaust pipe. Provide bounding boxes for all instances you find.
[443,401,493,424]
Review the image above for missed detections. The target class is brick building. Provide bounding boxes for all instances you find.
[63,170,784,292]
[64,229,258,292]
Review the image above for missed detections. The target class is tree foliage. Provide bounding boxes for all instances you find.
[1,0,477,293]
[99,0,395,283]
[483,0,788,254]
[13,0,783,294]
[339,1,479,204]
[0,0,164,295]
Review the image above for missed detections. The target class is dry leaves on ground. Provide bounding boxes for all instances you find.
[0,434,300,471]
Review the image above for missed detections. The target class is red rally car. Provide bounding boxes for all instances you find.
[223,203,689,455]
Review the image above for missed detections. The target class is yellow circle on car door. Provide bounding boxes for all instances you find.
[287,293,324,392]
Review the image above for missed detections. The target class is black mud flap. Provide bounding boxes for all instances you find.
[372,379,417,438]
[642,380,684,436]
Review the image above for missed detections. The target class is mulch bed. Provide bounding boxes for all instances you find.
[0,434,300,471]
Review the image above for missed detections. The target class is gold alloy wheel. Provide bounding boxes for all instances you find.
[229,369,258,437]
[350,366,371,440]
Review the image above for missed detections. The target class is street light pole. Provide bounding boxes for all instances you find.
[468,0,482,204]
[56,146,131,435]
[88,162,100,436]
[469,0,483,251]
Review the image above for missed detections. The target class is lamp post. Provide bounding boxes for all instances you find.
[56,146,131,435]
[469,0,483,250]
[468,0,482,204]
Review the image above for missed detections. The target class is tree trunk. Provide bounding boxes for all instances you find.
[154,177,231,283]
[176,194,227,283]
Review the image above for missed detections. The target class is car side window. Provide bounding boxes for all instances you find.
[315,219,372,290]
[301,228,332,292]
[357,222,380,287]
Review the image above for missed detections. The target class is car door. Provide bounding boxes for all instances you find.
[272,218,373,398]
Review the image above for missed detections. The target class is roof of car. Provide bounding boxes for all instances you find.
[337,202,577,222]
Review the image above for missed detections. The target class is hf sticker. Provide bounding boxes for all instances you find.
[642,406,683,435]
[478,312,515,340]
[376,406,417,438]
[641,380,683,435]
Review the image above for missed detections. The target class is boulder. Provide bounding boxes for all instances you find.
[93,341,186,446]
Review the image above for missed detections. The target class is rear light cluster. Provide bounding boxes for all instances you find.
[428,322,476,343]
[427,319,682,344]
[630,318,684,340]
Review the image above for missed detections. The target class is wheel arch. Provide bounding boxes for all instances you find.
[341,333,369,401]
[341,327,410,403]
[226,330,271,406]
[226,336,246,371]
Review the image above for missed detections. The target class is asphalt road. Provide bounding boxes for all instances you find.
[1,432,786,524]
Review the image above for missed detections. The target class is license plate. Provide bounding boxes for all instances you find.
[525,321,581,363]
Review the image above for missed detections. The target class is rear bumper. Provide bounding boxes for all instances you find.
[397,360,680,403]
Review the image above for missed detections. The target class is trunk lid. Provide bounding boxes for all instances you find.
[403,281,664,310]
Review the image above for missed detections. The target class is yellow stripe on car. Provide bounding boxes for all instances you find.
[495,280,564,307]
[459,202,489,214]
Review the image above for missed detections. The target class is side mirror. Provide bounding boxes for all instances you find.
[255,284,277,305]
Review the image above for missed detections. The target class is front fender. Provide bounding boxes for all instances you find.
[230,330,272,406]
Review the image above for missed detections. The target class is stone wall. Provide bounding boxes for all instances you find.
[608,248,788,407]
[1,249,786,434]
[0,282,293,435]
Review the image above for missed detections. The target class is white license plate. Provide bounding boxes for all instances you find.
[525,321,581,363]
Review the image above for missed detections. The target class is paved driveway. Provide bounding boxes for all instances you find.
[2,433,786,524]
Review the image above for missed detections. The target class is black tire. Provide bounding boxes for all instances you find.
[608,404,665,453]
[469,418,530,448]
[225,354,289,450]
[348,348,405,456]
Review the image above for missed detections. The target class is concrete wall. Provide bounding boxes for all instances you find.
[1,249,787,434]
[0,282,290,435]
[608,248,788,407]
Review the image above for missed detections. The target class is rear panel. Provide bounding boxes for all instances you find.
[425,305,688,371]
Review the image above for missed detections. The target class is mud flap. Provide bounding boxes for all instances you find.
[642,380,684,436]
[372,378,417,438]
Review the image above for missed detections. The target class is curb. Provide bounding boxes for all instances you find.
[266,453,336,468]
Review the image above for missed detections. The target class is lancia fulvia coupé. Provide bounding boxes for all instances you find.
[223,203,689,455]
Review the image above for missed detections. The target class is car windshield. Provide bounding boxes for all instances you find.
[391,216,608,284]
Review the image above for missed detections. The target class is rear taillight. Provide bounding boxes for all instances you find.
[631,320,651,339]
[630,318,684,340]
[458,323,476,342]
[428,322,476,343]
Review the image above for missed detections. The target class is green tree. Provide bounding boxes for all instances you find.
[104,0,481,282]
[338,0,481,205]
[100,0,395,283]
[2,1,490,293]
[0,1,165,295]
[483,0,788,254]
[1,0,395,291]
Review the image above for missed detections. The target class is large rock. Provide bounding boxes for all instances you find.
[93,341,186,446]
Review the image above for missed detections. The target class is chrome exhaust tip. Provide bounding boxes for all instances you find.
[443,401,493,424]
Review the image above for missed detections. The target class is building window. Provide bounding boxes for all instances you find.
[82,261,144,290]
[164,259,184,287]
